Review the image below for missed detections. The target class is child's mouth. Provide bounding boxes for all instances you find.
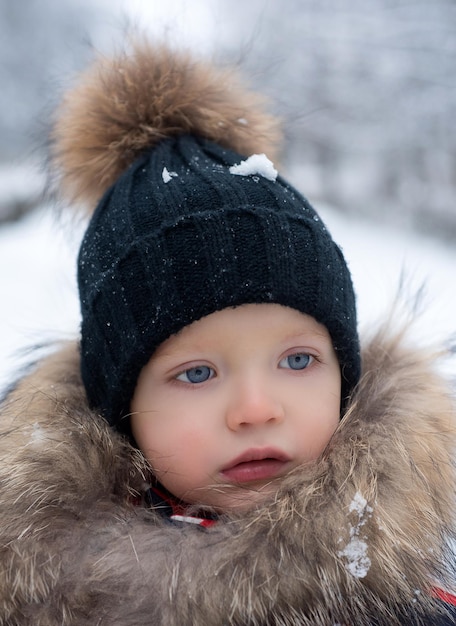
[221,448,291,483]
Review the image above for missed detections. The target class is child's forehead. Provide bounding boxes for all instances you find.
[153,303,331,356]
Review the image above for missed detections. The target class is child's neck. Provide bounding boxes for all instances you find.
[145,482,218,528]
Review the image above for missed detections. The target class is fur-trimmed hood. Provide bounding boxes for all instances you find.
[0,324,455,625]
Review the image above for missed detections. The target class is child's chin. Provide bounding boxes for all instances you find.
[212,484,277,514]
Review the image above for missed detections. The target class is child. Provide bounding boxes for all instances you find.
[0,40,455,625]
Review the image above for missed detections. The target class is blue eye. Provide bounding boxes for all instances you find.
[279,353,312,370]
[176,366,214,384]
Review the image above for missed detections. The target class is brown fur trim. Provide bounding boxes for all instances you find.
[0,327,455,624]
[180,326,456,625]
[52,39,282,212]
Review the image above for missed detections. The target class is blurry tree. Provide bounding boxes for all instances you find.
[214,0,456,241]
[2,0,455,240]
[0,0,107,222]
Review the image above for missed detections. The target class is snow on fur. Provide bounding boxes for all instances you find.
[51,40,281,212]
[338,491,373,579]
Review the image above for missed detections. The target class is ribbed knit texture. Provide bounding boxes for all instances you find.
[78,135,360,430]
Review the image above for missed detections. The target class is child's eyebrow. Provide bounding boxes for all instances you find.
[282,329,331,343]
[151,343,207,362]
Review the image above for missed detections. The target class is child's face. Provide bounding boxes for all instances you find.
[131,303,341,512]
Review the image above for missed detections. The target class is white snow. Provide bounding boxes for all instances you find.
[0,207,82,392]
[339,536,371,579]
[229,154,278,182]
[338,491,373,579]
[349,492,373,517]
[162,167,178,183]
[318,202,456,363]
[0,163,43,210]
[29,422,45,445]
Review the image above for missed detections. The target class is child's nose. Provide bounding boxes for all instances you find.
[225,378,285,430]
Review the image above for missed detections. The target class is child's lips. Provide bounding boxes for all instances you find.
[221,448,291,483]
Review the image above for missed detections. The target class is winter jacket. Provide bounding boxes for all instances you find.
[0,323,455,626]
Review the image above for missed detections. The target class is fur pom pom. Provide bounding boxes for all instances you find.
[52,40,282,212]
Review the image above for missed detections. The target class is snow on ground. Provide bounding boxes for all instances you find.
[0,207,82,392]
[319,204,456,347]
[0,194,455,393]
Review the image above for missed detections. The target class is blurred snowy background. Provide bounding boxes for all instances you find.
[0,0,455,391]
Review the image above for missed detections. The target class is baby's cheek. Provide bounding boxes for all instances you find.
[314,418,339,456]
[156,428,208,471]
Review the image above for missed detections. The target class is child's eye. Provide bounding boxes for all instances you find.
[279,353,312,370]
[176,365,214,384]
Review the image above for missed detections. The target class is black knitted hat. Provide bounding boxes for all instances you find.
[53,43,360,431]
